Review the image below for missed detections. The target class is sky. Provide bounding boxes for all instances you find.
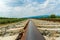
[0,0,60,18]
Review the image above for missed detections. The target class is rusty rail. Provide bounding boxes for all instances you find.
[15,21,29,40]
[23,21,29,30]
[16,20,45,40]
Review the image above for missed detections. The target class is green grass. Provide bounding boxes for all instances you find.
[0,17,27,24]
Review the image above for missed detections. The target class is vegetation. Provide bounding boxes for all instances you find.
[49,14,56,18]
[0,17,27,24]
[39,14,60,22]
[48,14,60,18]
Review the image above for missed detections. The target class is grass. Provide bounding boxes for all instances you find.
[0,17,27,24]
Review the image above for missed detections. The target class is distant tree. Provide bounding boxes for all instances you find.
[50,14,56,18]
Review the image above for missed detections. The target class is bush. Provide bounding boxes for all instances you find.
[49,14,56,18]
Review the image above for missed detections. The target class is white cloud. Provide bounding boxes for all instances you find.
[0,0,60,18]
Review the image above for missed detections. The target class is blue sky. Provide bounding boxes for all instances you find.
[0,0,60,18]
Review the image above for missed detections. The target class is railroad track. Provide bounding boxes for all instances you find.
[16,20,45,40]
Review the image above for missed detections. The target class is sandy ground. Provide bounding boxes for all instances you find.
[0,20,28,40]
[38,28,60,31]
[44,36,60,40]
[32,19,60,27]
[0,34,18,40]
[56,37,60,40]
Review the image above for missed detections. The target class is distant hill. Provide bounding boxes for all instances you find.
[25,15,49,18]
[25,15,60,19]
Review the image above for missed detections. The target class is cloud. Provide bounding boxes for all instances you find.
[0,0,60,18]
